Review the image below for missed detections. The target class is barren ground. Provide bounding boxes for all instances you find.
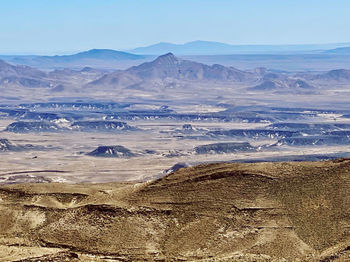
[0,159,349,261]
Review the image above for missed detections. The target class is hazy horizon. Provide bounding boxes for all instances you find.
[1,0,350,54]
[1,40,350,56]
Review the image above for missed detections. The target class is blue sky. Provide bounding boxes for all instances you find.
[1,0,350,54]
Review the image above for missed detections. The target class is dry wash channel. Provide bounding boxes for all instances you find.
[0,159,350,261]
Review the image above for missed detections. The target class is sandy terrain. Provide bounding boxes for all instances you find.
[0,159,349,261]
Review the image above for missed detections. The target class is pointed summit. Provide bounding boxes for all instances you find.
[125,53,183,79]
[110,53,253,82]
[153,52,180,65]
[158,52,176,58]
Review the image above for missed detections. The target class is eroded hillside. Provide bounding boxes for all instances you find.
[0,159,350,261]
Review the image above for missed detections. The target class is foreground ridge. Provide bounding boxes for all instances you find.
[0,159,350,261]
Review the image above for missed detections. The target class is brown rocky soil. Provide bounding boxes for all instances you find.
[0,159,350,261]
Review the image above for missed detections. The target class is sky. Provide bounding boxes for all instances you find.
[1,0,350,54]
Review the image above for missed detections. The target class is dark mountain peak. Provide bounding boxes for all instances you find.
[153,53,180,65]
[81,66,95,72]
[97,53,255,85]
[162,52,175,57]
[124,53,183,79]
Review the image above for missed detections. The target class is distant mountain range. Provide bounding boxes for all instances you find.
[1,52,350,95]
[130,40,350,55]
[1,42,350,71]
[0,49,147,70]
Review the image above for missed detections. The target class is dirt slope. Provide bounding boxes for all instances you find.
[0,159,350,261]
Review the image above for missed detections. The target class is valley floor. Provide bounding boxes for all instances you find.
[1,117,350,184]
